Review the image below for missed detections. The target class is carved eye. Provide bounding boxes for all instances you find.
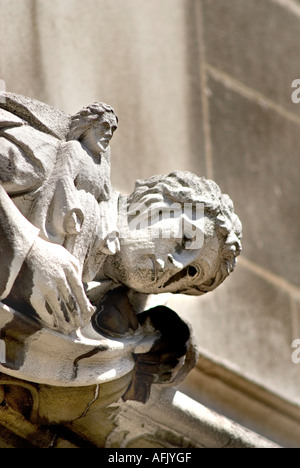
[101,121,111,131]
[187,265,198,278]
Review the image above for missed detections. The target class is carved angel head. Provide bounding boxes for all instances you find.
[67,102,118,154]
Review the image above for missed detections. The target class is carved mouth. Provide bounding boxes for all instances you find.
[160,265,199,290]
[99,139,109,149]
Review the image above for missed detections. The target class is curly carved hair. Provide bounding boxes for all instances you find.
[67,102,118,141]
[126,171,242,295]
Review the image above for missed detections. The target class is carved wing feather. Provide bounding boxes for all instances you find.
[0,91,71,140]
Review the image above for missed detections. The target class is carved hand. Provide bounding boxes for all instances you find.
[24,237,95,334]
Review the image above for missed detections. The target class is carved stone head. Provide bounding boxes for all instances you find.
[67,102,118,153]
[103,171,242,296]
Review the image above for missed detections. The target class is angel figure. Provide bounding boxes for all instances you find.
[0,92,118,333]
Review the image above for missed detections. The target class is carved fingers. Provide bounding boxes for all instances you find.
[64,261,95,326]
[26,237,95,334]
[123,306,196,403]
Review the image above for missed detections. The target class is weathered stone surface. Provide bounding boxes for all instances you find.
[206,74,300,287]
[202,0,300,116]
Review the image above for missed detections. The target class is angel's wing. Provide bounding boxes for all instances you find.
[0,91,71,140]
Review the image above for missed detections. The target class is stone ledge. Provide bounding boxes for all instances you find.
[179,347,300,447]
[67,386,279,448]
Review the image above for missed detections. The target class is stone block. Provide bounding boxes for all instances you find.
[206,74,300,287]
[202,0,300,116]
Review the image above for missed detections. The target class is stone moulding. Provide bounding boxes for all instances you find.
[0,302,158,387]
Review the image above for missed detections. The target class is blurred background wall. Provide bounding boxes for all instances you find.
[1,0,300,445]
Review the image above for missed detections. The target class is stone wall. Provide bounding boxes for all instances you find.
[1,0,300,441]
[169,0,300,409]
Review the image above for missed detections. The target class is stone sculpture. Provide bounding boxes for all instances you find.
[0,92,242,426]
